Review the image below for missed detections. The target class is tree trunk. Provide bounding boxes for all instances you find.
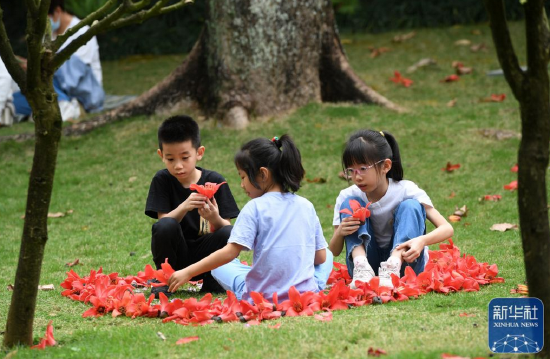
[76,0,402,132]
[3,78,62,347]
[484,1,550,357]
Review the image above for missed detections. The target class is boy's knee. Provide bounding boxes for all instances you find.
[215,224,233,240]
[152,217,180,237]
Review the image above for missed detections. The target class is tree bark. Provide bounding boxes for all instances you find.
[74,0,402,133]
[484,1,550,357]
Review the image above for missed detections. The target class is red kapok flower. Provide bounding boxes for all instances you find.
[510,163,518,173]
[504,180,518,191]
[31,320,56,350]
[189,182,227,199]
[441,74,460,82]
[442,162,461,172]
[389,71,413,87]
[339,200,371,225]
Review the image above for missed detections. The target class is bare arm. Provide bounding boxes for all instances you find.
[396,205,454,263]
[167,242,244,292]
[328,217,361,256]
[314,248,326,265]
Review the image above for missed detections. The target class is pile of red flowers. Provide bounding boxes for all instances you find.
[60,239,503,325]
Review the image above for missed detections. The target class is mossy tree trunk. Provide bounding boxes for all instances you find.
[93,0,402,130]
[0,0,191,347]
[484,1,550,357]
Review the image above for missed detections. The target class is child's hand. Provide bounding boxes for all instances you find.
[395,238,425,263]
[198,197,220,221]
[182,193,207,212]
[168,268,191,293]
[338,217,361,237]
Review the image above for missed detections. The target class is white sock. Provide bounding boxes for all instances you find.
[353,255,368,267]
[386,256,402,267]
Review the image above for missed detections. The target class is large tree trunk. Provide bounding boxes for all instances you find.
[484,1,550,357]
[76,0,402,133]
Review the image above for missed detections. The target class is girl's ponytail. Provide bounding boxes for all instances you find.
[380,131,403,181]
[277,135,305,192]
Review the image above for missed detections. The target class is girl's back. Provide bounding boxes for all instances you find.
[230,192,325,301]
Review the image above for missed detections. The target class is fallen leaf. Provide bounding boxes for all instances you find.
[480,93,506,102]
[451,61,464,68]
[314,312,333,322]
[470,43,487,52]
[7,284,14,291]
[442,162,461,172]
[510,284,529,295]
[478,128,520,140]
[65,258,80,267]
[367,347,388,357]
[448,215,462,222]
[471,29,482,35]
[38,284,55,291]
[490,223,518,232]
[176,336,200,345]
[128,176,137,183]
[306,177,326,184]
[392,31,416,43]
[504,180,518,191]
[446,98,457,107]
[448,191,456,198]
[406,58,437,73]
[369,47,391,58]
[454,39,471,46]
[481,194,502,202]
[157,332,166,341]
[510,163,518,172]
[453,205,467,217]
[459,313,475,317]
[48,212,65,218]
[268,323,282,329]
[441,74,460,83]
[456,66,473,75]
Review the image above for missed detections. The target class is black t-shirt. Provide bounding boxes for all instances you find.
[145,167,240,240]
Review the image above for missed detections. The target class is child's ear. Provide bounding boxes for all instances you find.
[383,159,392,174]
[157,149,163,159]
[259,167,270,181]
[197,146,205,160]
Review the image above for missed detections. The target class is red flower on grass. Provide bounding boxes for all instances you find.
[483,194,502,201]
[510,163,518,173]
[152,259,175,287]
[389,71,413,87]
[339,200,371,225]
[441,74,460,82]
[504,180,518,191]
[441,162,461,172]
[190,182,227,199]
[280,286,320,317]
[31,320,56,350]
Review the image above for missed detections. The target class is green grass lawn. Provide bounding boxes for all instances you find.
[0,21,537,358]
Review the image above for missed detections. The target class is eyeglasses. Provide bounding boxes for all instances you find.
[345,160,385,178]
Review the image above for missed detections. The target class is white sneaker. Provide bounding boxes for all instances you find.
[379,261,401,288]
[350,261,375,289]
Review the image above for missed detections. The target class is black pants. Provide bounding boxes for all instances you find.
[151,217,232,292]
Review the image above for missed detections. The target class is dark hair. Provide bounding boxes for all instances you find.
[235,135,305,193]
[342,129,403,181]
[157,115,201,151]
[48,0,65,14]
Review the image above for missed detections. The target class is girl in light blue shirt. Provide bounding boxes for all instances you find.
[168,135,333,301]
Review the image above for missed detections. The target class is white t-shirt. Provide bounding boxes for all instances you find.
[57,16,102,85]
[0,59,13,110]
[333,179,433,248]
[228,192,328,301]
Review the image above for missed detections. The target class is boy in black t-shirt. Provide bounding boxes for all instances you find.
[145,115,240,297]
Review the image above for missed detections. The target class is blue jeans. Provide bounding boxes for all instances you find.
[341,197,427,278]
[211,249,334,300]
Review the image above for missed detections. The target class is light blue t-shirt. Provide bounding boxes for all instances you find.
[228,192,327,301]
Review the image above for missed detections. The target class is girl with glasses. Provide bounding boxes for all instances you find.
[329,130,453,289]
